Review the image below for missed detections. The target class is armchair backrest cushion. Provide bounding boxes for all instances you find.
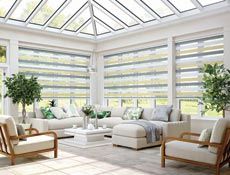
[169,109,181,122]
[209,118,230,153]
[0,115,19,145]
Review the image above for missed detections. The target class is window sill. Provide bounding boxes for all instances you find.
[191,117,219,121]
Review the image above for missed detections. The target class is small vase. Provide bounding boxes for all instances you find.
[83,115,89,129]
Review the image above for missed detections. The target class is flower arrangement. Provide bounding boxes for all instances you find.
[81,104,94,116]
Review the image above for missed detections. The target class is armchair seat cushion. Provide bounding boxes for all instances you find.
[165,141,217,164]
[14,135,54,154]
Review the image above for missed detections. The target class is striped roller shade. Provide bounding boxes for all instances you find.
[104,45,168,99]
[19,47,90,99]
[176,35,224,98]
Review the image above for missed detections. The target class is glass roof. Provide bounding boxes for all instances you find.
[0,0,227,40]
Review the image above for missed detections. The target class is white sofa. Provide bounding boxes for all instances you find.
[29,107,191,139]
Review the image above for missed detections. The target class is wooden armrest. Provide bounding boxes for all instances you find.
[10,131,57,140]
[25,128,39,134]
[180,132,200,138]
[164,137,222,148]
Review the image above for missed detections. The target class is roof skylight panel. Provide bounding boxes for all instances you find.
[81,22,94,35]
[94,0,138,27]
[197,0,225,6]
[95,21,110,35]
[49,0,87,29]
[116,0,155,22]
[141,0,174,17]
[0,0,16,18]
[168,0,196,12]
[10,0,42,21]
[93,6,123,30]
[65,7,91,31]
[30,0,66,25]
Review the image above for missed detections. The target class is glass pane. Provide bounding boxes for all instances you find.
[81,22,94,35]
[107,99,119,107]
[0,0,16,17]
[141,0,173,17]
[73,98,87,107]
[95,0,138,26]
[205,109,222,117]
[49,0,87,28]
[66,7,90,31]
[0,69,3,114]
[137,99,151,107]
[156,99,168,105]
[39,98,52,108]
[10,0,41,21]
[95,21,110,35]
[93,6,123,30]
[198,0,224,6]
[31,0,65,25]
[0,46,6,63]
[121,99,133,107]
[180,99,198,115]
[168,0,196,12]
[18,103,33,113]
[58,99,70,107]
[117,0,154,22]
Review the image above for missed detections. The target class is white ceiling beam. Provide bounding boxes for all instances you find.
[92,1,128,30]
[191,0,203,11]
[95,18,115,34]
[76,19,91,35]
[109,0,144,26]
[134,0,161,22]
[88,0,97,38]
[161,0,181,16]
[42,0,72,30]
[4,0,22,22]
[60,3,88,32]
[25,0,48,25]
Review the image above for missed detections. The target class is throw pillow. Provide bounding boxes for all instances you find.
[41,107,55,119]
[50,107,69,119]
[122,107,143,120]
[16,124,27,141]
[90,111,111,119]
[151,105,173,122]
[64,104,80,117]
[35,108,44,119]
[198,128,212,148]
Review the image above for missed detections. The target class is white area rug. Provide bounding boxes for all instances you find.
[59,137,112,149]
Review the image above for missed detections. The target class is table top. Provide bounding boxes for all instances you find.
[64,127,112,135]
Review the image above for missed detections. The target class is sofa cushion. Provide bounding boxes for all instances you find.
[64,104,80,117]
[151,105,173,122]
[50,107,68,119]
[111,107,126,117]
[113,123,146,138]
[48,117,83,130]
[209,118,229,153]
[0,115,19,145]
[41,107,55,119]
[35,108,44,119]
[165,141,217,164]
[98,117,123,128]
[14,135,54,154]
[169,109,181,122]
[142,108,154,120]
[122,107,143,120]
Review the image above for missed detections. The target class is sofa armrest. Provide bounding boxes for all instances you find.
[30,118,49,132]
[162,121,191,138]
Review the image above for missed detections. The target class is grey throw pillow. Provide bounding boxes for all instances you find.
[16,125,27,141]
[151,105,173,122]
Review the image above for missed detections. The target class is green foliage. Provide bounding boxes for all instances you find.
[202,63,230,115]
[49,99,57,107]
[81,104,94,115]
[3,73,42,106]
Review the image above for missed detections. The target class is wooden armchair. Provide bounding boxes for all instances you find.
[0,115,58,165]
[161,118,230,175]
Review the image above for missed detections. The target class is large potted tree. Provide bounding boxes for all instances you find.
[202,63,230,117]
[4,73,42,123]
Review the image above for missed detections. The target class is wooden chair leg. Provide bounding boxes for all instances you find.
[10,157,15,165]
[216,167,220,175]
[161,156,165,168]
[54,149,58,158]
[161,142,165,168]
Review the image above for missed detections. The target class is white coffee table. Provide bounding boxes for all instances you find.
[64,127,112,146]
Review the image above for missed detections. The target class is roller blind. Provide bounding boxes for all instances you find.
[104,45,168,99]
[176,35,224,98]
[19,47,90,99]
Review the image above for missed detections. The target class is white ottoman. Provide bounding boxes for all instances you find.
[112,124,162,150]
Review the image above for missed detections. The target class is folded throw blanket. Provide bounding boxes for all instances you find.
[124,120,161,144]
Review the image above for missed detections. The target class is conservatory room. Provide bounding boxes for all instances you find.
[0,0,230,175]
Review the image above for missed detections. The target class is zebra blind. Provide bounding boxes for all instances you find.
[19,48,90,102]
[104,45,168,102]
[176,35,224,99]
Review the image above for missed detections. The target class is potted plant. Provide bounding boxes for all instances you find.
[81,104,94,129]
[202,63,230,117]
[3,73,42,123]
